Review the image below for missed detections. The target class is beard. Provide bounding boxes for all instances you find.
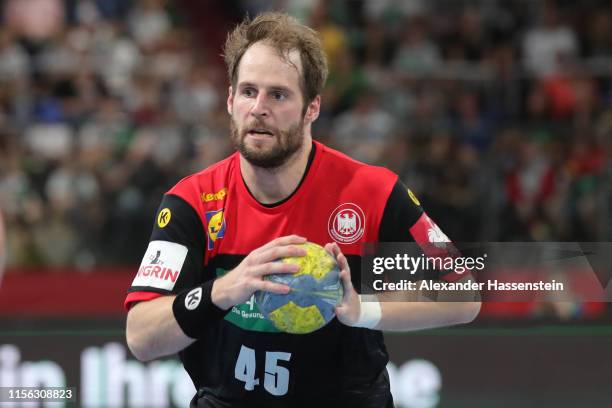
[230,116,305,169]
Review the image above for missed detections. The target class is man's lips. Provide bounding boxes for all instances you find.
[247,128,274,135]
[245,128,275,138]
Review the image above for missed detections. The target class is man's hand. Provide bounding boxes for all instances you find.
[325,242,361,326]
[211,235,307,310]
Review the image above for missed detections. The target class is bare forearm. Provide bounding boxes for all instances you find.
[373,274,481,331]
[376,300,480,331]
[126,296,195,361]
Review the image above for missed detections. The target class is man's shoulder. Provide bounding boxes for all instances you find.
[317,141,397,186]
[166,153,237,204]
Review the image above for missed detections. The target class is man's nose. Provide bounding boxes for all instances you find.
[250,94,269,118]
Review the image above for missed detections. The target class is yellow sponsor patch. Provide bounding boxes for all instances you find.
[202,188,228,202]
[157,208,171,228]
[408,189,421,206]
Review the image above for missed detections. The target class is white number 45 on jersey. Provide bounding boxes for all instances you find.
[234,345,291,396]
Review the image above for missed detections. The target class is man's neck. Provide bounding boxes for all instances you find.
[240,136,313,205]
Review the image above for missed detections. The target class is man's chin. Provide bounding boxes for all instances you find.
[240,145,289,169]
[242,138,275,154]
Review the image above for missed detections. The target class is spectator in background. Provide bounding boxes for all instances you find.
[128,0,171,49]
[583,7,612,58]
[0,30,30,81]
[171,65,222,125]
[308,0,348,73]
[4,0,65,43]
[322,45,369,116]
[454,7,488,62]
[450,88,492,153]
[330,87,396,164]
[0,136,47,267]
[522,2,578,77]
[564,134,605,240]
[361,19,391,86]
[363,0,427,33]
[96,22,142,95]
[410,132,483,241]
[391,15,441,78]
[503,138,559,240]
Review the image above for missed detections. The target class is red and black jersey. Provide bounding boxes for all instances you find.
[125,141,449,407]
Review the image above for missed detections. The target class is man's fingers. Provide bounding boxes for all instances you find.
[251,261,300,277]
[336,251,349,271]
[328,243,350,282]
[335,303,351,320]
[324,242,347,268]
[324,242,340,257]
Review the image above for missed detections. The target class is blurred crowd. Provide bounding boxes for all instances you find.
[0,0,611,270]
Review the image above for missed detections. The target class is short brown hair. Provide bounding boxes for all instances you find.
[223,12,328,104]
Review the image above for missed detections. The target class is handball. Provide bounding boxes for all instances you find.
[255,242,344,334]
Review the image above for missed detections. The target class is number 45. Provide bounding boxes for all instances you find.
[234,345,291,396]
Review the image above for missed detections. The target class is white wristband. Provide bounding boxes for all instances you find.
[354,295,381,329]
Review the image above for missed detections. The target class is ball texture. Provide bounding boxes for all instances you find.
[255,242,344,334]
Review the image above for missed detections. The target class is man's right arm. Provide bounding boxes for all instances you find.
[126,295,193,361]
[124,194,206,362]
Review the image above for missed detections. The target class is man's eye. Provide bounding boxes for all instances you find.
[243,88,256,97]
[272,92,286,101]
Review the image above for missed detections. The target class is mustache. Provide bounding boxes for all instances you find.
[242,119,277,135]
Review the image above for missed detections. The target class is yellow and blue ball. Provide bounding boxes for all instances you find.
[255,242,344,334]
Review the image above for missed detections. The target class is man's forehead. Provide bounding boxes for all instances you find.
[237,41,303,88]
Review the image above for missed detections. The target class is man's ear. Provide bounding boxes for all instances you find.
[227,86,234,115]
[305,95,321,124]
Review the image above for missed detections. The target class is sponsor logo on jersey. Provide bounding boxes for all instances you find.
[407,189,421,206]
[328,203,365,244]
[201,187,228,202]
[206,209,226,250]
[157,208,171,228]
[185,287,202,310]
[132,240,188,290]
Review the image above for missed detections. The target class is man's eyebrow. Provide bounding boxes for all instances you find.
[269,86,293,94]
[237,82,293,93]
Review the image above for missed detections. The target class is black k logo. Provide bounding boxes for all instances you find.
[157,208,171,228]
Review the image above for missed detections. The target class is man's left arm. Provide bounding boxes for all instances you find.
[333,180,481,331]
